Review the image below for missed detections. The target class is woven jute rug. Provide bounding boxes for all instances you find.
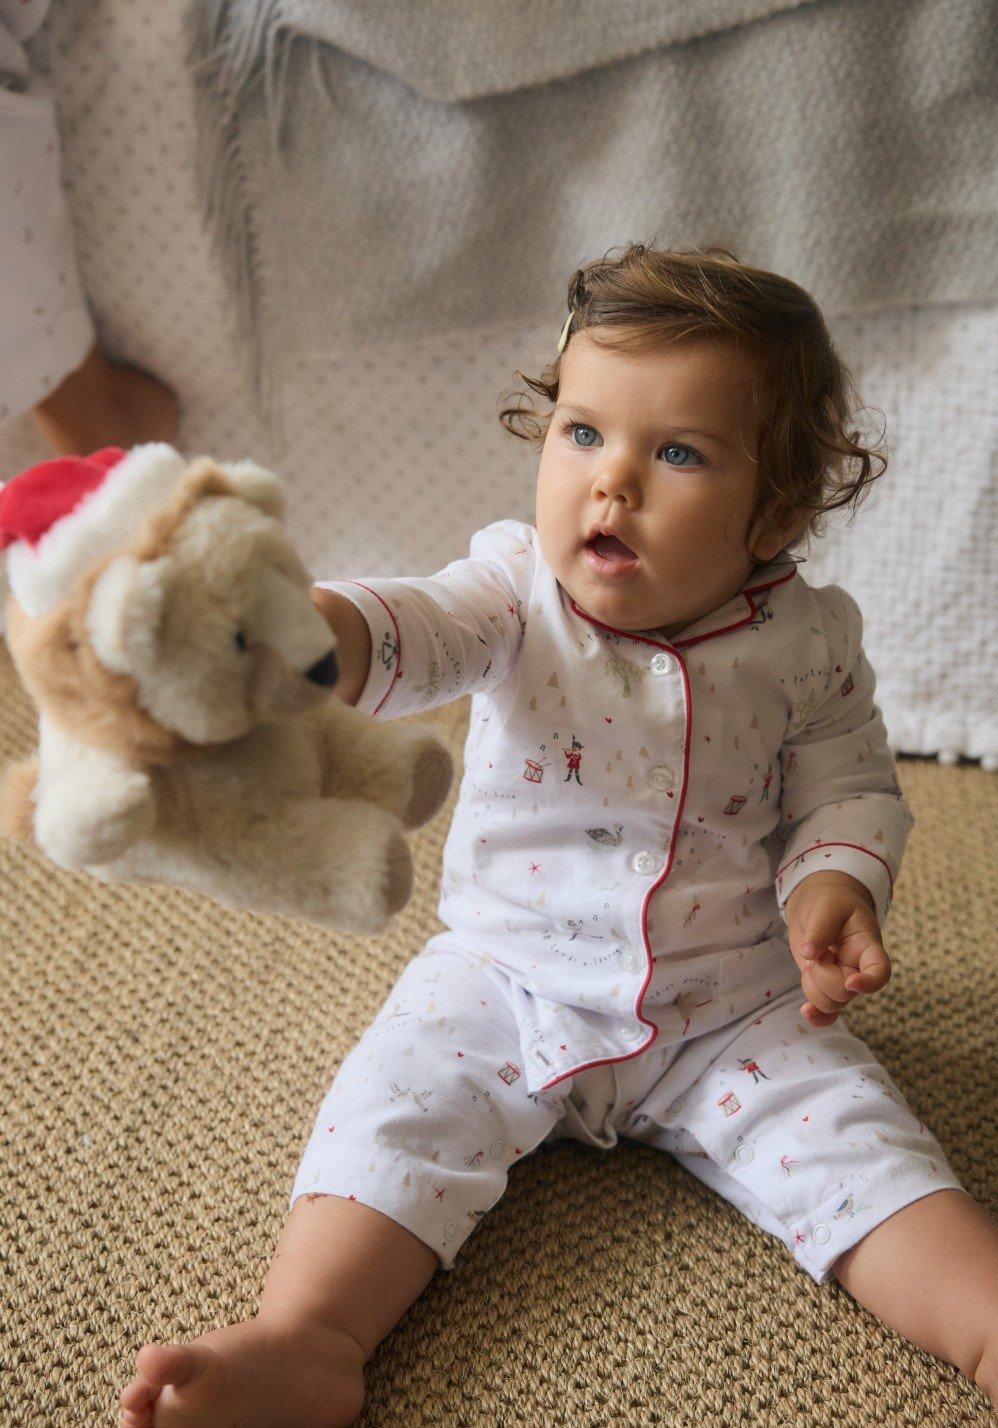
[1,641,994,1426]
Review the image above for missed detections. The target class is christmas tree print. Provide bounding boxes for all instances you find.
[413,659,444,702]
[605,647,647,697]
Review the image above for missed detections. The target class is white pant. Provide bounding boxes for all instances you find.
[1,0,93,425]
[291,938,962,1282]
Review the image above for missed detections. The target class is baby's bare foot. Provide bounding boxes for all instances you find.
[119,1312,366,1428]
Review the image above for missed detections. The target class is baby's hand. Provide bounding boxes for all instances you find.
[784,870,891,1028]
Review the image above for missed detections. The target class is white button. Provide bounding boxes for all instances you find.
[444,1220,458,1242]
[650,651,675,675]
[624,949,643,973]
[734,1143,754,1164]
[650,765,674,790]
[490,1138,506,1160]
[812,1224,831,1245]
[631,850,659,875]
[618,1024,644,1041]
[667,1097,685,1117]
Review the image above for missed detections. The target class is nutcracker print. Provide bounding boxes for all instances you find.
[564,735,584,784]
[739,1057,771,1083]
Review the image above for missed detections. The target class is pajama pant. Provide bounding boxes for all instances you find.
[290,939,963,1283]
[1,2,94,425]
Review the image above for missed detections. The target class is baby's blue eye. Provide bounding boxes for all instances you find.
[570,424,599,447]
[660,443,702,467]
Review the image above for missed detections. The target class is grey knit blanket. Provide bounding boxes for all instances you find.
[185,0,996,400]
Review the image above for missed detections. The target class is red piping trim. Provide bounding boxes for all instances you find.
[775,840,894,895]
[344,581,403,718]
[540,564,797,1091]
[567,563,797,651]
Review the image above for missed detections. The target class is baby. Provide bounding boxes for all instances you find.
[120,245,998,1425]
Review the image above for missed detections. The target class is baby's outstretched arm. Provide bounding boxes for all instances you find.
[784,869,891,1027]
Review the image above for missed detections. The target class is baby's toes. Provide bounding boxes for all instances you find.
[133,1341,207,1395]
[119,1371,157,1426]
[121,1411,153,1428]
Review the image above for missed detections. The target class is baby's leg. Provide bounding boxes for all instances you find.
[120,942,561,1427]
[624,989,995,1403]
[120,1196,434,1428]
[832,1188,998,1403]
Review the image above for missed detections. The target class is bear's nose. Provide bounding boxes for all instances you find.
[305,649,339,687]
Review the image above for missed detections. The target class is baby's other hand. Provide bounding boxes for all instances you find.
[784,870,891,1028]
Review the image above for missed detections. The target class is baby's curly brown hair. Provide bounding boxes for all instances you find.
[499,243,887,551]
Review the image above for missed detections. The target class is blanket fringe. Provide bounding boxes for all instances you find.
[184,0,324,421]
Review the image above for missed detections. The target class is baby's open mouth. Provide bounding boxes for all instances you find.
[586,532,638,562]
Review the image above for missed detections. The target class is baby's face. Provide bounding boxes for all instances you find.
[535,330,781,637]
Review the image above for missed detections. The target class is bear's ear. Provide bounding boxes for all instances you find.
[85,554,169,676]
[218,461,286,519]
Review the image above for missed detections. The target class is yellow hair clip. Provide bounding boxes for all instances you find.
[557,310,574,354]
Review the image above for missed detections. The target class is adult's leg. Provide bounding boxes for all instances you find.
[0,23,94,429]
[0,21,178,450]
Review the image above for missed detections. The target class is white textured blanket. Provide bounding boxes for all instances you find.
[0,0,992,765]
[185,0,997,402]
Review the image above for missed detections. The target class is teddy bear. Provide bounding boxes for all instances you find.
[0,443,454,934]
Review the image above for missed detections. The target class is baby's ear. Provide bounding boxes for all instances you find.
[218,460,287,520]
[85,554,169,676]
[749,503,805,561]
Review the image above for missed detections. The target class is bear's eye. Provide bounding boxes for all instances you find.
[234,630,248,652]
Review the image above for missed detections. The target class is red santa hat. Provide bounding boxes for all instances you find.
[0,443,187,618]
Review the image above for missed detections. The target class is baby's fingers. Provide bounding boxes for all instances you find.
[803,958,855,1007]
[800,962,854,1022]
[843,943,892,995]
[800,1001,841,1028]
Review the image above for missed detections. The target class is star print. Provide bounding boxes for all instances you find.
[793,1230,805,1244]
[704,734,712,742]
[435,1188,445,1199]
[529,862,541,874]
